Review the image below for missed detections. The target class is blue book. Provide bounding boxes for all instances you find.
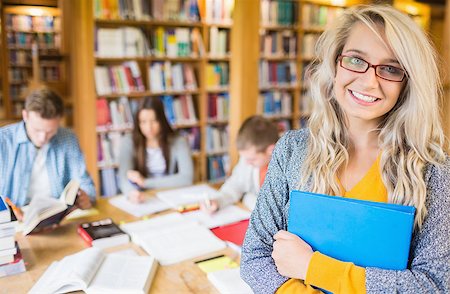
[0,196,11,224]
[288,191,415,270]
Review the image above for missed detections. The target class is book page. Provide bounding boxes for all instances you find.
[122,214,226,265]
[207,268,252,294]
[182,205,251,229]
[156,184,219,208]
[29,248,105,293]
[60,179,80,205]
[22,197,66,234]
[88,254,157,293]
[109,195,170,217]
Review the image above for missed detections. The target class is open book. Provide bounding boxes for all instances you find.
[29,247,158,294]
[22,179,80,235]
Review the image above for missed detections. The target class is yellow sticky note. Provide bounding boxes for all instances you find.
[196,255,238,273]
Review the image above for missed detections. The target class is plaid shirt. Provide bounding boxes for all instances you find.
[0,121,96,207]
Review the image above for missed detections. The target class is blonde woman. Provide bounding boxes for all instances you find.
[241,5,450,293]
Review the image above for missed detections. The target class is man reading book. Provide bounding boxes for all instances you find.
[201,116,279,212]
[0,87,96,217]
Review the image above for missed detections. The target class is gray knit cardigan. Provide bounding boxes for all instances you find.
[241,129,450,293]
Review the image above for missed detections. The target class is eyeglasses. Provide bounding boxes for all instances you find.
[337,55,407,82]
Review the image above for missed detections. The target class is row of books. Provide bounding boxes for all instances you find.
[258,91,292,118]
[153,27,203,57]
[206,126,228,154]
[260,0,298,26]
[94,61,145,96]
[8,68,30,82]
[302,4,345,29]
[205,62,229,88]
[161,94,198,126]
[7,32,60,48]
[207,154,229,181]
[260,30,297,57]
[149,62,198,93]
[100,167,120,197]
[259,61,297,88]
[96,96,135,130]
[208,93,229,121]
[98,132,122,168]
[209,27,229,57]
[96,27,150,58]
[200,0,233,24]
[5,14,60,32]
[300,89,313,115]
[40,65,62,82]
[0,197,26,278]
[302,33,321,59]
[94,0,200,22]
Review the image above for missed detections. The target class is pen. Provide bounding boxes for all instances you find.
[177,203,200,213]
[4,197,23,221]
[203,192,211,210]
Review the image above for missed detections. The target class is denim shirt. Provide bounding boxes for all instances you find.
[0,121,96,207]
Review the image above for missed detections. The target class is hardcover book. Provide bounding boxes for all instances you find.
[78,218,130,249]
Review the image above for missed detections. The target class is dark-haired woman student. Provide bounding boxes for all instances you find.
[118,96,194,203]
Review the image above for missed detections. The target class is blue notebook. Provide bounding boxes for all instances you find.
[288,191,415,270]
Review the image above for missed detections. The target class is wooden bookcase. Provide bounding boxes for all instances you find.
[0,4,69,123]
[66,0,234,196]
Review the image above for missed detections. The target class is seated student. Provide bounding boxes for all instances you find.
[118,96,194,203]
[0,87,96,213]
[241,5,450,293]
[202,115,279,212]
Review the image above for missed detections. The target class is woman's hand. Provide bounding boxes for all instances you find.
[127,170,145,187]
[128,190,146,204]
[272,230,314,280]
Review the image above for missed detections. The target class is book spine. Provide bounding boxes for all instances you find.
[77,226,93,246]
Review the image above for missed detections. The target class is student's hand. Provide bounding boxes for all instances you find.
[272,230,313,280]
[199,199,219,214]
[127,170,145,187]
[75,189,93,210]
[128,190,146,204]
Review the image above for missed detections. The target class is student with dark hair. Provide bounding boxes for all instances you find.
[0,87,96,210]
[118,96,194,203]
[201,115,279,212]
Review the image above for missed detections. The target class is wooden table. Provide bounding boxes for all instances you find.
[2,198,238,293]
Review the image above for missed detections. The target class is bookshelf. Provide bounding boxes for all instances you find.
[0,4,69,122]
[67,0,234,196]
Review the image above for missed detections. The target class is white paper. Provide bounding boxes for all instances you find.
[182,205,251,229]
[156,184,219,208]
[109,195,170,217]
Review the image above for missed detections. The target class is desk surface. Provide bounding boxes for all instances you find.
[3,197,238,293]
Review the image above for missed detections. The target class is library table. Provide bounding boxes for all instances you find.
[2,197,238,293]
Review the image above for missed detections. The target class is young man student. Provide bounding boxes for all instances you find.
[202,115,279,212]
[0,87,96,216]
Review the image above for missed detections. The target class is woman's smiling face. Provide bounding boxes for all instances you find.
[334,22,405,128]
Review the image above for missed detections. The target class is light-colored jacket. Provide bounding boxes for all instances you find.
[118,134,194,196]
[216,157,260,210]
[241,129,450,293]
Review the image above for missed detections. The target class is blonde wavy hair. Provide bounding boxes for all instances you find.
[299,5,446,229]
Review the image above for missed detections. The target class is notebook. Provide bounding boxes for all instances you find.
[288,190,415,270]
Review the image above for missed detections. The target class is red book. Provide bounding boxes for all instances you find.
[211,219,249,246]
[77,218,129,249]
[96,98,111,126]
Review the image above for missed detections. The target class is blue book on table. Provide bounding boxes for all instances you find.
[288,191,415,270]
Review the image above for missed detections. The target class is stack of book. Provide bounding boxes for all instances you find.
[0,196,26,278]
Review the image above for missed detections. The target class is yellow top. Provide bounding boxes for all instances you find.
[277,157,387,294]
